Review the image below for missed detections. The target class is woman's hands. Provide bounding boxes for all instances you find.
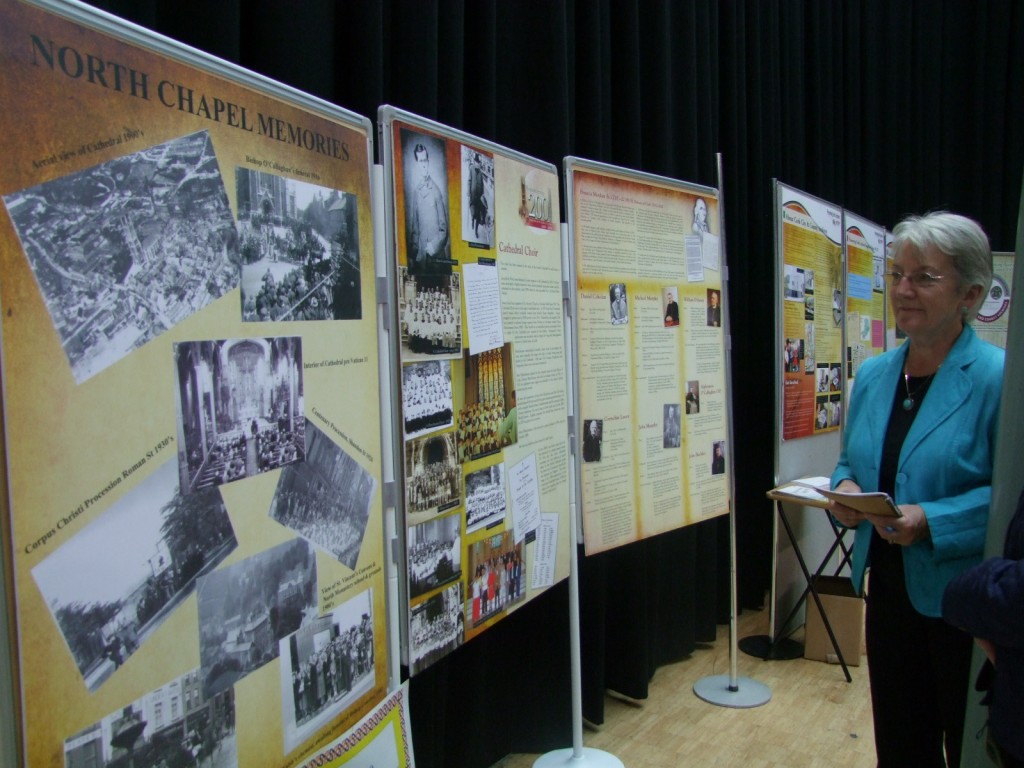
[829,480,931,546]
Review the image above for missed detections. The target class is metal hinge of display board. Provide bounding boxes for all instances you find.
[381,480,397,510]
[567,414,576,456]
[376,276,390,331]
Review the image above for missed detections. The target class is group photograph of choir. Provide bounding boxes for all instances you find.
[404,433,461,520]
[402,359,454,439]
[409,581,464,675]
[398,270,462,360]
[464,462,506,534]
[456,345,516,464]
[465,531,524,630]
[407,513,462,599]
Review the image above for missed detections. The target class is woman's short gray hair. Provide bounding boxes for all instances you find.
[891,212,992,321]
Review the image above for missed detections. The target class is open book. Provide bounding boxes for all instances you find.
[774,478,902,518]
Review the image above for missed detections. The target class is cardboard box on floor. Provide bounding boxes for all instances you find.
[804,575,864,666]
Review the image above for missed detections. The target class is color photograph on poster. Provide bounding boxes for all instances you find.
[382,108,570,675]
[0,3,388,765]
[777,187,844,440]
[567,159,730,555]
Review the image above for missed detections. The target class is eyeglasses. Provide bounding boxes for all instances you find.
[887,270,945,289]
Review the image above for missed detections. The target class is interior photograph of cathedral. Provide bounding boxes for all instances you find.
[174,336,305,492]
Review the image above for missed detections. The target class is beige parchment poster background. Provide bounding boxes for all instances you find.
[0,2,387,765]
[571,166,730,556]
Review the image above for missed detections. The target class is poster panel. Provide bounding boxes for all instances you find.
[0,2,388,765]
[565,158,729,556]
[974,252,1014,349]
[844,212,886,390]
[776,184,844,440]
[378,108,570,675]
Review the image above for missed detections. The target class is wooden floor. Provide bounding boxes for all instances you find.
[491,607,875,768]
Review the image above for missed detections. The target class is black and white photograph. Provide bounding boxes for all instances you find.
[464,462,506,534]
[1,129,239,384]
[408,513,462,600]
[609,282,628,325]
[398,267,462,360]
[461,145,494,248]
[663,403,681,448]
[404,432,461,521]
[269,421,375,570]
[279,589,376,753]
[409,581,464,675]
[63,667,237,768]
[582,419,602,463]
[465,531,524,629]
[196,537,317,698]
[402,360,454,439]
[711,440,726,476]
[456,344,515,463]
[685,380,700,415]
[401,129,452,275]
[32,458,237,693]
[174,336,305,493]
[237,169,361,322]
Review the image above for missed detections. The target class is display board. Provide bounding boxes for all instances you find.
[975,252,1015,349]
[776,183,845,443]
[843,212,887,387]
[0,1,388,765]
[564,158,730,556]
[378,108,571,675]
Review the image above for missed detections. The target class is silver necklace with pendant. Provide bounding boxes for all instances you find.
[902,368,936,411]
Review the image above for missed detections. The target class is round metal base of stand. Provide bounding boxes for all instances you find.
[738,633,804,660]
[533,747,625,767]
[693,674,772,708]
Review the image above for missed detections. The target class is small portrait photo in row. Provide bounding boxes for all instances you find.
[461,145,494,248]
[711,440,726,476]
[664,286,680,327]
[784,337,803,373]
[279,589,376,753]
[609,283,628,325]
[237,169,361,322]
[706,288,722,327]
[663,403,681,448]
[582,419,602,463]
[685,380,700,415]
[401,129,452,276]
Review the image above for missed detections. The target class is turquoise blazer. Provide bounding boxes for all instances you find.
[832,325,1004,617]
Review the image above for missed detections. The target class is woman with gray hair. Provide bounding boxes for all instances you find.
[829,211,1004,766]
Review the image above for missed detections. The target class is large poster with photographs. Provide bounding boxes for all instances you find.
[0,2,387,766]
[566,159,731,556]
[380,109,571,675]
[777,184,845,440]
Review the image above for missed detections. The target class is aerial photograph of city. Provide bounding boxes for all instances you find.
[2,129,239,384]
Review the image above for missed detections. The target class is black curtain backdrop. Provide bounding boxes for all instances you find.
[83,1,1024,765]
